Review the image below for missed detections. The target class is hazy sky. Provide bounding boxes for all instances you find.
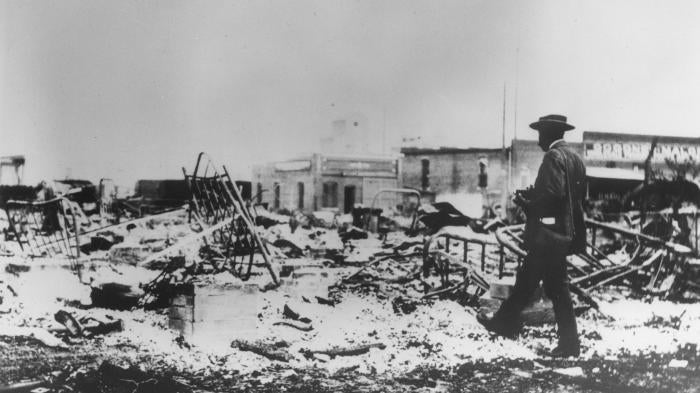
[2,0,700,186]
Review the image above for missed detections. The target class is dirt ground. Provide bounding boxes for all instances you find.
[2,276,699,393]
[1,334,699,393]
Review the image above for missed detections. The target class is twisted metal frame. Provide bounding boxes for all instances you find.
[183,152,278,285]
[494,219,692,308]
[3,197,82,259]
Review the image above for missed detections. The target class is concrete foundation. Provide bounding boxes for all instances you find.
[168,264,333,345]
[168,283,261,344]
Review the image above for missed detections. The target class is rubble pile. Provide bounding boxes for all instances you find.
[496,219,700,305]
[1,153,700,391]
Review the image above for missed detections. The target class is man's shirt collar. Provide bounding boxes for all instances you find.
[549,139,565,150]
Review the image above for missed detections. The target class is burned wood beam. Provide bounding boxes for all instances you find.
[586,242,626,268]
[231,340,293,362]
[570,264,628,285]
[273,321,313,332]
[585,219,692,254]
[586,249,665,292]
[49,320,124,336]
[422,280,466,299]
[304,343,386,358]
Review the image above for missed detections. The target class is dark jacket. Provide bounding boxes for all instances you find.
[523,141,586,255]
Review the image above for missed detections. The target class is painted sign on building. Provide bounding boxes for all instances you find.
[583,132,700,164]
[274,160,312,172]
[585,142,700,163]
[321,158,396,175]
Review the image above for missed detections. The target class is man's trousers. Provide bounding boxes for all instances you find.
[490,249,579,348]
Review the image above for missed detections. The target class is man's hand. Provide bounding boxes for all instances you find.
[513,192,530,210]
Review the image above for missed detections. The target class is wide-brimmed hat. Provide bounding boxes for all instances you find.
[529,114,575,132]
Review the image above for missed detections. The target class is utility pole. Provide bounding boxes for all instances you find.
[510,47,519,215]
[501,84,508,219]
[502,84,507,151]
[513,47,519,141]
[382,106,387,155]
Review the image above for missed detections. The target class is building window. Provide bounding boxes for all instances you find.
[322,181,338,208]
[256,182,263,204]
[478,157,488,189]
[421,158,430,191]
[273,182,280,209]
[297,182,304,210]
[344,185,356,214]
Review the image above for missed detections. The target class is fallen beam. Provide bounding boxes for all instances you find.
[305,343,386,358]
[586,219,692,254]
[585,249,665,292]
[231,340,292,362]
[273,321,313,332]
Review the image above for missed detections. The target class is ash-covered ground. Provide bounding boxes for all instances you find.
[1,209,699,392]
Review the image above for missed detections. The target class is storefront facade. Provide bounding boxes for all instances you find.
[252,154,400,213]
[583,131,700,200]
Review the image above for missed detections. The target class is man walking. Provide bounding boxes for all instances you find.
[478,114,586,357]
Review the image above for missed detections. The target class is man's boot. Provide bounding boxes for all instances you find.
[476,311,519,340]
[549,338,580,358]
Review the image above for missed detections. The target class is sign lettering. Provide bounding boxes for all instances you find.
[585,142,700,163]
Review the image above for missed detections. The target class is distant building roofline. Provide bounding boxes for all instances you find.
[0,155,26,165]
[401,146,506,155]
[274,152,400,162]
[511,139,583,148]
[321,153,400,161]
[257,153,400,171]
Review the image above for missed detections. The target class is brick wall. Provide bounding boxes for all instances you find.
[252,160,317,211]
[401,148,506,195]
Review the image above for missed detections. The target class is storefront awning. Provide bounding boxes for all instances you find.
[586,166,645,181]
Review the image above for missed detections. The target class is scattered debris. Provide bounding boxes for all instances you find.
[94,361,191,393]
[231,340,293,362]
[644,310,686,330]
[90,282,141,310]
[303,343,387,359]
[668,359,689,368]
[1,150,700,391]
[0,380,46,393]
[4,264,30,276]
[282,304,311,324]
[391,296,419,315]
[273,321,313,332]
[0,327,67,348]
[315,296,335,307]
[54,310,83,337]
[553,366,585,377]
